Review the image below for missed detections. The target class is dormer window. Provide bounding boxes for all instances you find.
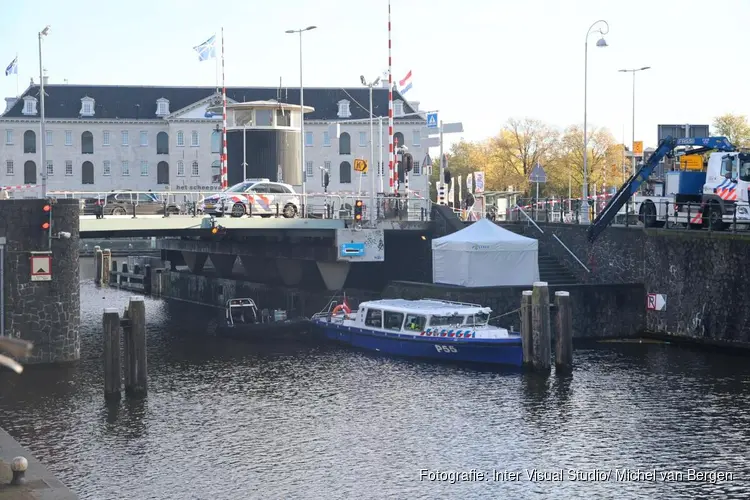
[337,99,351,118]
[80,96,95,117]
[394,99,405,117]
[22,96,38,116]
[156,98,170,117]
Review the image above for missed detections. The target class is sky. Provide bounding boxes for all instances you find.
[2,0,750,152]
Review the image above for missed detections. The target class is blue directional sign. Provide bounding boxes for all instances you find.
[529,164,547,183]
[426,112,438,129]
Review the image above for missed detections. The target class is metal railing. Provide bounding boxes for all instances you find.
[515,205,590,273]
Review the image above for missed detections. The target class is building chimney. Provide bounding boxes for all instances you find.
[4,97,18,114]
[43,76,49,86]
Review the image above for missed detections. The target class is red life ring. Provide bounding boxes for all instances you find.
[332,304,351,316]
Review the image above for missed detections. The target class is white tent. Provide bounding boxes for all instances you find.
[432,218,540,287]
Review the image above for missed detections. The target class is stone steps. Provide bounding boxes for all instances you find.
[500,223,580,285]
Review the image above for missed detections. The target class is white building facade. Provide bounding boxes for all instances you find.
[0,84,430,198]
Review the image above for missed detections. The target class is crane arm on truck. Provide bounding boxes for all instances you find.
[586,136,734,243]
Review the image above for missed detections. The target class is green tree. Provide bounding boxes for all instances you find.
[713,113,750,148]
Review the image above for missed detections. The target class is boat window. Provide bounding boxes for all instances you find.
[404,314,427,331]
[465,312,490,326]
[384,311,405,331]
[364,309,382,328]
[429,314,464,326]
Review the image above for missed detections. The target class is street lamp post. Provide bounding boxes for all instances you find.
[581,19,609,225]
[285,25,317,217]
[38,25,50,199]
[361,75,380,221]
[619,66,651,175]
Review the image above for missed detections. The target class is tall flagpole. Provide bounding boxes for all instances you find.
[387,0,394,194]
[15,53,19,97]
[214,35,219,90]
[221,27,228,189]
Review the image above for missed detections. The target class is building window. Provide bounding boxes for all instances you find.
[305,131,313,147]
[339,161,352,184]
[65,130,72,146]
[80,97,95,116]
[4,130,12,145]
[157,161,169,184]
[157,132,169,154]
[46,160,53,176]
[22,97,37,115]
[140,131,148,147]
[323,161,331,184]
[156,98,170,116]
[45,130,53,146]
[23,130,36,154]
[306,161,313,177]
[23,161,36,184]
[82,161,94,184]
[191,161,199,176]
[339,132,351,155]
[121,131,129,146]
[6,160,13,175]
[412,130,421,146]
[211,130,221,154]
[81,131,94,154]
[323,131,330,147]
[103,160,111,176]
[337,99,351,118]
[211,161,221,184]
[103,130,110,146]
[190,131,199,147]
[394,132,405,149]
[394,100,404,116]
[177,131,185,147]
[413,161,421,175]
[177,160,185,177]
[122,160,130,176]
[359,132,367,147]
[65,160,73,176]
[141,161,149,176]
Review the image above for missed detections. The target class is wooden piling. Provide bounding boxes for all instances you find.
[102,308,122,401]
[102,249,112,285]
[110,260,118,285]
[144,265,152,295]
[555,291,573,372]
[123,296,147,397]
[520,290,533,367]
[94,248,103,286]
[531,281,552,373]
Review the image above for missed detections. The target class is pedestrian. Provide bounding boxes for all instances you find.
[0,188,9,200]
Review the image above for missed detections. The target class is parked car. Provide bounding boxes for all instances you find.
[199,179,300,218]
[82,191,180,216]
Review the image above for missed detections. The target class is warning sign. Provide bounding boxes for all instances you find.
[353,158,368,173]
[30,254,52,282]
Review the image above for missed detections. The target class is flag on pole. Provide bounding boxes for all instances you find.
[193,35,216,61]
[399,70,413,94]
[5,57,17,76]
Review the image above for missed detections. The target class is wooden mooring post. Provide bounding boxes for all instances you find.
[102,308,122,401]
[110,259,118,285]
[520,290,533,367]
[102,249,112,285]
[531,281,552,373]
[555,291,573,372]
[94,246,103,286]
[122,296,148,397]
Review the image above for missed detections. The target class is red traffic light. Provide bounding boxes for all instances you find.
[355,200,363,207]
[42,204,51,212]
[41,221,50,230]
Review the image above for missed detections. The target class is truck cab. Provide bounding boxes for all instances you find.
[702,152,750,226]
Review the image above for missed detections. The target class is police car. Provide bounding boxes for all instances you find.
[199,179,301,218]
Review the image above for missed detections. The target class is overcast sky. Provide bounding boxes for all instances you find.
[2,0,748,150]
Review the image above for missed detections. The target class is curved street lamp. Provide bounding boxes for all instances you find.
[581,19,609,225]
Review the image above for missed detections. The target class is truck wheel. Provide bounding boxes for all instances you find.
[708,203,727,231]
[641,201,658,228]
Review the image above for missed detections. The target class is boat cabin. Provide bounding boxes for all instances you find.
[354,299,491,333]
[225,298,259,326]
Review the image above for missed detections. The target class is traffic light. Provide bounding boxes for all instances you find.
[404,153,414,173]
[41,203,51,231]
[354,200,363,221]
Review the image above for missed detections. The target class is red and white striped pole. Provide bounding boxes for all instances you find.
[221,27,228,189]
[387,0,394,194]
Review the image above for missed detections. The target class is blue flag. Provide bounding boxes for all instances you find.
[193,35,216,62]
[5,57,17,76]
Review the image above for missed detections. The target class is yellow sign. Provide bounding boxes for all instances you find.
[633,141,643,156]
[680,155,703,171]
[353,159,368,173]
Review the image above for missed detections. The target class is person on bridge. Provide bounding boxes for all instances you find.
[0,188,9,200]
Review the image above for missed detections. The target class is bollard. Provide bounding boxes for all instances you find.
[102,249,112,285]
[10,456,27,485]
[520,290,533,367]
[94,248,103,286]
[144,265,152,295]
[154,269,163,297]
[133,264,141,276]
[111,259,118,285]
[531,281,552,372]
[555,291,573,372]
[103,308,122,401]
[124,296,147,397]
[121,262,129,274]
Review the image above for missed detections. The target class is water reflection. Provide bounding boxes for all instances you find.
[0,260,747,498]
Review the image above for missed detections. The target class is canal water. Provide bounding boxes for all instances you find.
[0,259,749,499]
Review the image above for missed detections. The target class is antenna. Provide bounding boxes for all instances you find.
[277,76,281,100]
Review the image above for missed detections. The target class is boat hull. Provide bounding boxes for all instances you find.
[217,319,313,342]
[312,320,522,367]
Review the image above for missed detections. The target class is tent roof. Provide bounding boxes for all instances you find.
[433,218,537,244]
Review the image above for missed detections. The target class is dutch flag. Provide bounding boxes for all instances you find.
[399,70,413,94]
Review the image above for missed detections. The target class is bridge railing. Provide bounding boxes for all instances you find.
[44,189,432,221]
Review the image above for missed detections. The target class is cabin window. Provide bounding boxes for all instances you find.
[404,314,427,331]
[384,311,405,331]
[429,314,464,326]
[465,312,490,326]
[365,309,382,328]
